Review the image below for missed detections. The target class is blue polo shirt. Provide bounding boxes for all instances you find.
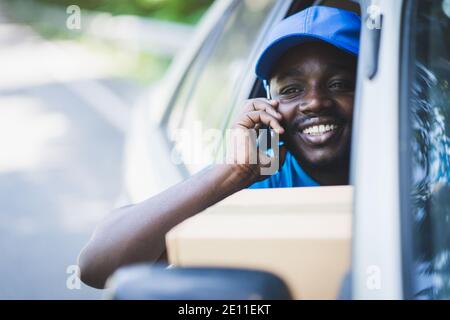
[248,150,320,189]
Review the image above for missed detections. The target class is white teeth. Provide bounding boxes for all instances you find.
[302,124,339,135]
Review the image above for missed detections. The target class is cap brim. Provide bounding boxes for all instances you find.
[255,34,359,81]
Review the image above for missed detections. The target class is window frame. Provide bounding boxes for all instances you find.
[399,0,416,300]
[351,0,404,299]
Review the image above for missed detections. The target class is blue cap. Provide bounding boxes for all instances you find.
[255,6,361,81]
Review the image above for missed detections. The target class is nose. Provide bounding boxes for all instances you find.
[298,87,334,115]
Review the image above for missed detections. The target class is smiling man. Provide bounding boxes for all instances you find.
[246,6,360,188]
[78,6,361,289]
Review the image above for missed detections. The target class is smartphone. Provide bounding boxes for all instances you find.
[259,80,284,157]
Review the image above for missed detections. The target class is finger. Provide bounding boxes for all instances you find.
[244,98,280,112]
[243,111,285,134]
[244,100,282,120]
[250,97,277,103]
[269,99,279,107]
[253,98,279,108]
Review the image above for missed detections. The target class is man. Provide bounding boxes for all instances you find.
[78,6,361,289]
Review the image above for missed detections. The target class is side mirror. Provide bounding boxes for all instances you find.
[106,264,292,300]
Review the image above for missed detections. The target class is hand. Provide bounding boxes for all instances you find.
[225,98,287,185]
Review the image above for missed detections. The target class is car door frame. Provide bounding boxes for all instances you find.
[398,0,416,300]
[351,0,404,299]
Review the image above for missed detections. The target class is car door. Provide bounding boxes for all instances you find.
[353,0,450,300]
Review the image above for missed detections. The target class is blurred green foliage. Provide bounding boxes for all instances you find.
[34,0,214,24]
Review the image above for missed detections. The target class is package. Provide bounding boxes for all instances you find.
[166,186,352,299]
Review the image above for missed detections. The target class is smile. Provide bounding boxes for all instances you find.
[302,124,339,136]
[297,120,344,146]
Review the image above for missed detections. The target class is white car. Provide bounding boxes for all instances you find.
[120,0,450,299]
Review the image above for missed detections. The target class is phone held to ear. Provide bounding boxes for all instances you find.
[260,80,284,157]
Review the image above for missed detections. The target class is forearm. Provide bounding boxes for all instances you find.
[78,164,254,288]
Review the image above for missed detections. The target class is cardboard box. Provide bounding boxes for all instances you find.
[166,186,352,299]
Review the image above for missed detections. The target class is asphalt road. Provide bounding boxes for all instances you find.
[0,7,143,299]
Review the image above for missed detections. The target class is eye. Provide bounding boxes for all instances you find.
[280,86,304,97]
[328,79,354,92]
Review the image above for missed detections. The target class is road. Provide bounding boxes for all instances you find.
[0,5,144,299]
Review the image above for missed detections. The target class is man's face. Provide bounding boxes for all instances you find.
[270,42,357,168]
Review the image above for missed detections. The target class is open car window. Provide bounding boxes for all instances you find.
[166,0,277,174]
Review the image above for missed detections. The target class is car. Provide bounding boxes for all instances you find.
[117,0,450,299]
